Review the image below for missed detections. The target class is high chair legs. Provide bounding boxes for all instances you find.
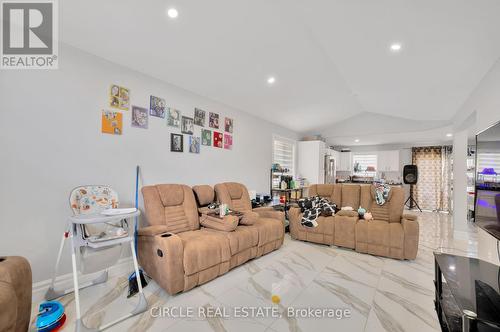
[45,230,109,301]
[73,233,147,332]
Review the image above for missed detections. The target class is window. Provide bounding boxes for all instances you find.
[353,154,377,176]
[272,136,295,175]
[477,152,500,179]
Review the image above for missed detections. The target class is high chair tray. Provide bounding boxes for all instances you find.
[69,210,140,224]
[101,208,137,216]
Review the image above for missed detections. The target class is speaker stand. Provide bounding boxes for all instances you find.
[404,194,422,212]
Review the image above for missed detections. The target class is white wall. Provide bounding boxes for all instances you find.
[454,58,500,134]
[452,130,469,232]
[451,58,500,262]
[0,44,298,283]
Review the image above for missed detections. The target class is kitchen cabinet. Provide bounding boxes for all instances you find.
[377,150,400,172]
[338,152,352,172]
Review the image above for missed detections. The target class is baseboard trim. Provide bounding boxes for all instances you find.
[32,257,134,304]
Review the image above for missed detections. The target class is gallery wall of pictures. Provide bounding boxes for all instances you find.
[102,84,234,153]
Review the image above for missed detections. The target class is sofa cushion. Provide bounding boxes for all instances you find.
[310,184,333,197]
[333,215,356,249]
[227,183,244,199]
[192,185,215,206]
[142,184,200,232]
[367,186,405,223]
[240,211,258,225]
[214,182,253,211]
[206,226,259,256]
[341,185,360,209]
[251,218,284,247]
[177,230,230,275]
[298,216,334,235]
[359,185,372,210]
[366,220,390,246]
[355,219,405,259]
[157,184,185,206]
[309,184,342,206]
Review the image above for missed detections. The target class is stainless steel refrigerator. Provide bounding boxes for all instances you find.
[324,155,336,184]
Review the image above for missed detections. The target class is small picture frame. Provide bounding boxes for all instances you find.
[213,131,223,148]
[194,108,206,127]
[189,136,200,154]
[181,116,194,135]
[150,95,166,118]
[131,106,148,129]
[224,133,233,150]
[209,112,219,129]
[201,129,212,146]
[171,133,183,152]
[167,108,181,128]
[101,110,123,135]
[109,84,130,111]
[225,117,233,133]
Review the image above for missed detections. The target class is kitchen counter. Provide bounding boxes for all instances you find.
[337,181,403,186]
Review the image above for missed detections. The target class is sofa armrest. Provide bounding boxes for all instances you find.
[288,207,302,239]
[336,210,359,218]
[200,214,238,232]
[253,207,285,222]
[138,230,185,295]
[137,225,171,237]
[401,216,419,260]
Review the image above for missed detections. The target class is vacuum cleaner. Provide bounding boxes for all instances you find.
[36,301,66,332]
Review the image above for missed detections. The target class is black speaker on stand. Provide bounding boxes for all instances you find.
[403,165,422,212]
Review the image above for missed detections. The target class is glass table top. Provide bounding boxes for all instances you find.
[435,253,500,327]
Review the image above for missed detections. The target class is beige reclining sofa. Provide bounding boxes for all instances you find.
[138,183,284,295]
[289,184,419,260]
[0,256,31,332]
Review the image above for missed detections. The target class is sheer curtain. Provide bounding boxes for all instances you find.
[411,146,453,212]
[441,146,453,212]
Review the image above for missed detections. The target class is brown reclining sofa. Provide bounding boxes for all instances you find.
[289,184,419,260]
[138,182,284,295]
[0,256,32,332]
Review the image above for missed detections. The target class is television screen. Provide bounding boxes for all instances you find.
[475,121,500,240]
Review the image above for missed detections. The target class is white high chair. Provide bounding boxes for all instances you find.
[45,185,147,332]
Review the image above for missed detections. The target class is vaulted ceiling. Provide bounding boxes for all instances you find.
[61,0,500,144]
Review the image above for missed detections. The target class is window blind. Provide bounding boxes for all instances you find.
[273,137,295,174]
[477,152,500,174]
[353,154,377,176]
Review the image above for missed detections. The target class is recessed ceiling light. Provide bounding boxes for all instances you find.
[267,76,276,85]
[354,139,360,143]
[167,8,178,18]
[390,43,402,52]
[446,133,453,137]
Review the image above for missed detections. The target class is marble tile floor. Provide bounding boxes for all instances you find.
[31,211,480,332]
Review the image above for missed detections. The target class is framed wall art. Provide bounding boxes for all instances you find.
[181,116,194,135]
[194,108,206,127]
[171,133,183,152]
[131,106,148,129]
[150,95,166,118]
